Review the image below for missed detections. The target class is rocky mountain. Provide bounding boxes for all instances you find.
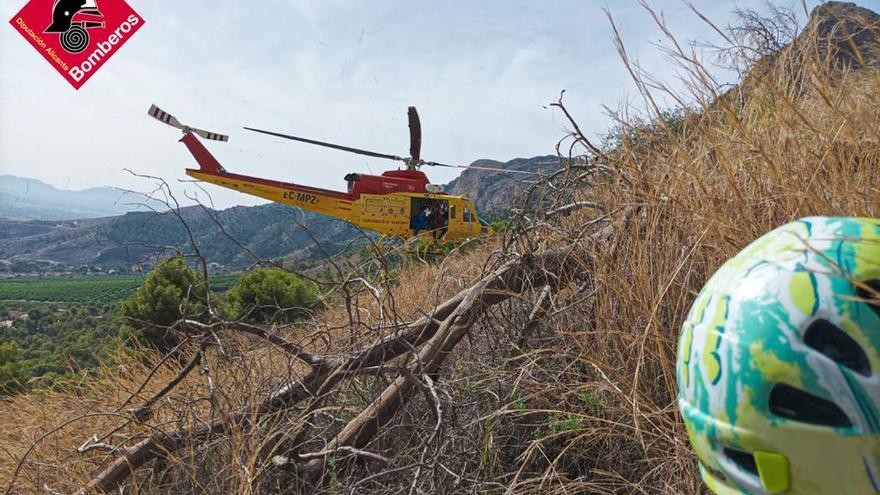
[811,2,880,67]
[444,155,561,213]
[727,1,880,103]
[0,175,164,221]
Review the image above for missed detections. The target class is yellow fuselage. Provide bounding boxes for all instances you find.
[187,170,490,240]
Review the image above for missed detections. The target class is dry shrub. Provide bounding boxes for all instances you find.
[480,3,879,492]
[363,3,879,493]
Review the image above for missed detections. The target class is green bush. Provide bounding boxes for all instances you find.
[120,256,207,350]
[223,268,319,325]
[490,219,509,233]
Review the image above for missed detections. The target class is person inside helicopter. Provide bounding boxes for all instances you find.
[410,198,448,237]
[411,207,427,234]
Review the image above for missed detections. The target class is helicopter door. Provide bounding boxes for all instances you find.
[463,205,473,234]
[447,204,459,238]
[410,197,449,238]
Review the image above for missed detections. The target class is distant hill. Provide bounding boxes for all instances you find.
[0,175,164,221]
[725,1,880,104]
[0,203,363,272]
[444,156,561,212]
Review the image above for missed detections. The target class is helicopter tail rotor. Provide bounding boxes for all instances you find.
[148,104,182,128]
[148,104,229,142]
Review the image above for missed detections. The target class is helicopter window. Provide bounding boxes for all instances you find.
[365,198,385,214]
[450,205,456,219]
[463,206,471,223]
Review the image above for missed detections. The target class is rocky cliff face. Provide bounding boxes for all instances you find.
[444,155,561,213]
[809,2,880,68]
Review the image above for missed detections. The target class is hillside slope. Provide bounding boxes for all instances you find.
[0,203,362,271]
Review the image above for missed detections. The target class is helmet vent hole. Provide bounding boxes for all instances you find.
[722,448,757,476]
[769,383,852,427]
[855,279,880,322]
[804,319,871,376]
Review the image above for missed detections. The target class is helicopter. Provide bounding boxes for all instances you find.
[148,104,536,241]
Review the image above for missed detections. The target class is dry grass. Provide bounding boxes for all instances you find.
[2,3,879,494]
[0,243,495,494]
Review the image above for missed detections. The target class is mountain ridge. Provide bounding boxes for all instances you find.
[444,155,560,212]
[0,203,362,273]
[0,175,165,221]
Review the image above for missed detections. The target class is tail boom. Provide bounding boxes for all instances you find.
[181,133,356,220]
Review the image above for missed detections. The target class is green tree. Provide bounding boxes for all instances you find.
[0,342,23,394]
[224,268,319,324]
[121,256,207,350]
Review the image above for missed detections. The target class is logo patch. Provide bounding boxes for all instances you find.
[9,0,144,89]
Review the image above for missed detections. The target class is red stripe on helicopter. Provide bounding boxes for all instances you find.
[187,168,357,201]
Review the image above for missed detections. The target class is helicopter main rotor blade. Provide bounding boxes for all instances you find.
[422,161,542,175]
[408,106,421,162]
[243,127,405,162]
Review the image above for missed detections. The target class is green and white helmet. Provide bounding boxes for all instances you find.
[677,217,880,494]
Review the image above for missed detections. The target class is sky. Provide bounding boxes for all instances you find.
[0,0,857,209]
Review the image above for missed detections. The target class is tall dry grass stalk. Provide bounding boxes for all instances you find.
[2,3,879,494]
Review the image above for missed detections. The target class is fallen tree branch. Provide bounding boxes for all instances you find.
[183,319,326,368]
[299,250,582,485]
[76,248,583,493]
[129,349,202,422]
[517,285,553,348]
[544,201,605,218]
[271,449,390,469]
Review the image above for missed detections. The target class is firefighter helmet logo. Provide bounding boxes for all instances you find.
[45,0,105,54]
[9,0,144,89]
